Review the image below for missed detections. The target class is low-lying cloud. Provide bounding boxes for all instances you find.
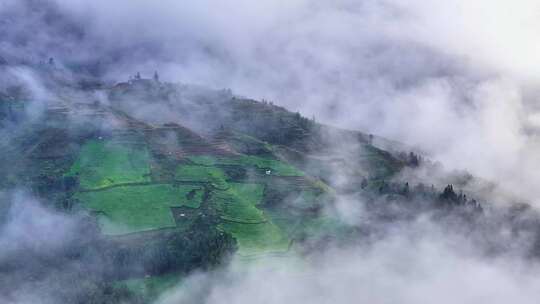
[157,214,540,304]
[3,0,537,202]
[3,1,540,303]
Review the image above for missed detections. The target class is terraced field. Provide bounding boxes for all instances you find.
[67,135,330,256]
[68,138,205,235]
[175,161,291,255]
[189,155,304,176]
[177,153,323,255]
[175,164,228,188]
[2,79,413,303]
[74,184,204,235]
[219,221,290,255]
[66,139,151,190]
[210,182,291,255]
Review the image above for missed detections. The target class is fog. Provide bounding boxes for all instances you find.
[158,221,540,304]
[3,0,539,201]
[3,0,540,303]
[0,191,96,304]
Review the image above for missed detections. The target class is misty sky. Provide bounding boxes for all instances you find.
[4,1,540,303]
[4,0,540,203]
[2,0,540,202]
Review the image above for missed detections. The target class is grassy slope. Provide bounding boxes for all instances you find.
[213,183,266,223]
[65,131,359,255]
[74,184,204,235]
[65,133,392,256]
[213,182,290,255]
[176,162,290,255]
[219,221,289,256]
[66,139,151,190]
[9,85,412,302]
[175,164,228,188]
[189,155,304,176]
[67,141,295,252]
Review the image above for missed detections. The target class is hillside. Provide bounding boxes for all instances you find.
[0,74,510,303]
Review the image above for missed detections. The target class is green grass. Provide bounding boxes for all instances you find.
[219,221,289,256]
[209,182,289,255]
[189,155,304,176]
[211,183,266,223]
[174,162,290,254]
[66,139,151,190]
[175,161,289,254]
[74,184,203,235]
[261,208,303,237]
[230,183,265,206]
[175,165,228,188]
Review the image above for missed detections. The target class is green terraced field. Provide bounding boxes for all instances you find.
[74,184,204,235]
[189,155,304,176]
[175,165,228,188]
[66,139,151,190]
[229,183,265,206]
[175,161,290,254]
[209,182,289,255]
[211,183,266,223]
[219,221,290,255]
[68,141,315,254]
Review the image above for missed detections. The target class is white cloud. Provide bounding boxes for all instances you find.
[157,218,540,304]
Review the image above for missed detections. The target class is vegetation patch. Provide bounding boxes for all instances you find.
[74,184,203,235]
[265,207,351,247]
[175,165,228,188]
[227,132,274,155]
[209,182,289,255]
[189,155,304,176]
[211,183,266,223]
[66,139,151,190]
[360,145,403,179]
[219,221,289,256]
[175,161,289,255]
